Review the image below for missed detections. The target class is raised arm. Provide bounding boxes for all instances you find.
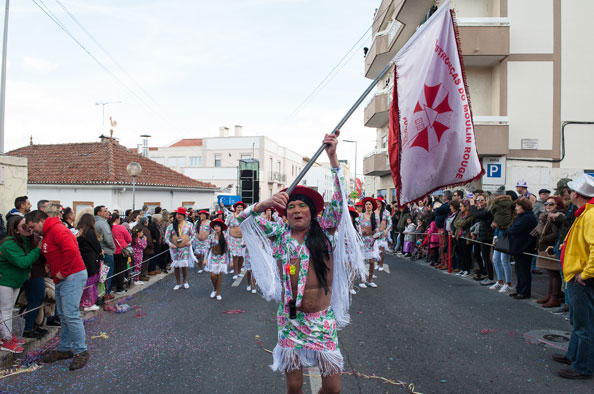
[319,166,346,230]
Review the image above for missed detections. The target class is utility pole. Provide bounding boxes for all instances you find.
[0,0,10,153]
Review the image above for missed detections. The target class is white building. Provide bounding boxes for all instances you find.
[148,126,306,201]
[6,139,218,214]
[362,0,594,200]
[301,159,352,203]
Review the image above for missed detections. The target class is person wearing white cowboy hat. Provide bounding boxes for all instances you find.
[164,207,197,290]
[515,180,537,204]
[553,173,594,380]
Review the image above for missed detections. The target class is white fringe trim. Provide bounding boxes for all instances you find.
[270,345,343,377]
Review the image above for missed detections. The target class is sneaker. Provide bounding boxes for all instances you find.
[41,349,74,363]
[210,291,216,299]
[232,275,238,280]
[239,273,245,278]
[247,285,252,292]
[83,305,100,312]
[135,281,145,285]
[115,290,127,295]
[1,339,24,354]
[216,295,222,301]
[349,289,356,295]
[251,288,257,294]
[173,284,181,290]
[69,350,90,371]
[378,267,384,271]
[489,282,503,290]
[368,282,378,288]
[499,284,513,293]
[359,283,367,289]
[183,282,189,289]
[480,279,496,286]
[552,305,569,314]
[198,270,204,273]
[11,334,25,345]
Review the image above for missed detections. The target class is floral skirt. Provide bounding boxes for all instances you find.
[228,235,244,257]
[361,235,379,260]
[205,252,228,274]
[195,239,209,255]
[271,303,343,377]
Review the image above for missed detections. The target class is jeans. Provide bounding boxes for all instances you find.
[493,250,512,283]
[0,286,19,341]
[103,254,114,294]
[514,253,532,297]
[565,279,594,376]
[55,270,88,354]
[23,277,45,331]
[394,232,402,252]
[149,243,161,272]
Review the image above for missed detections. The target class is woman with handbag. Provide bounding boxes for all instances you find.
[531,196,565,307]
[76,214,103,311]
[110,213,132,295]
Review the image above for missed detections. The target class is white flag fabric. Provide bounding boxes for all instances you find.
[388,0,483,207]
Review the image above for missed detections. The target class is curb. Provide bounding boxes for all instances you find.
[0,271,171,370]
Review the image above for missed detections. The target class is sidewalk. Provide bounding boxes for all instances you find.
[0,271,171,370]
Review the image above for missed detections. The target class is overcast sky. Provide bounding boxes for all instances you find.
[4,0,380,176]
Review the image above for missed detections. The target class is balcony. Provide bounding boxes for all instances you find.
[474,116,509,156]
[365,0,436,80]
[457,18,510,66]
[364,92,390,128]
[363,149,391,176]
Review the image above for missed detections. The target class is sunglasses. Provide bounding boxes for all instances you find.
[476,199,485,202]
[544,202,556,206]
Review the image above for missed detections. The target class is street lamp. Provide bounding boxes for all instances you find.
[342,139,358,190]
[126,162,142,210]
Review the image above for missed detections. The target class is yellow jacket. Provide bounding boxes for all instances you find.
[563,201,594,282]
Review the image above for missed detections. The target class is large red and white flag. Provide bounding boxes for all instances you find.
[388,0,483,207]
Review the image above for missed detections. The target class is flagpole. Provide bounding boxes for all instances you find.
[287,61,393,195]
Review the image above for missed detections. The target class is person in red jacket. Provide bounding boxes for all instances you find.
[25,210,90,371]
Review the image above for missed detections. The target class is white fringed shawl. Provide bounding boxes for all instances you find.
[240,167,366,328]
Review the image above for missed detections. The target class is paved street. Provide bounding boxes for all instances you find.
[1,255,592,394]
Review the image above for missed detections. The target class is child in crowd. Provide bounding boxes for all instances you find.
[402,217,416,257]
[131,227,147,285]
[425,219,441,265]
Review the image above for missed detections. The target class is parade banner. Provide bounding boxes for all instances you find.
[388,0,483,207]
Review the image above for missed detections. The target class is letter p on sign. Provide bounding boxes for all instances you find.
[487,164,501,178]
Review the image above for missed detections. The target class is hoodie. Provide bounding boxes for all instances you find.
[41,217,86,284]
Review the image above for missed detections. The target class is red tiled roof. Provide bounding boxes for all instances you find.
[170,138,203,147]
[7,141,217,189]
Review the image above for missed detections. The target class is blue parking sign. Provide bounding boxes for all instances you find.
[487,164,501,178]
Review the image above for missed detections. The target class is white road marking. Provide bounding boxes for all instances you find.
[232,274,243,287]
[307,368,322,393]
[383,264,390,274]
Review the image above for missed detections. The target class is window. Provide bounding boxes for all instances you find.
[169,157,186,166]
[277,161,281,173]
[214,154,221,167]
[181,201,195,208]
[73,201,94,216]
[269,157,273,170]
[144,202,160,213]
[152,157,166,165]
[378,189,387,198]
[189,156,202,167]
[381,134,387,149]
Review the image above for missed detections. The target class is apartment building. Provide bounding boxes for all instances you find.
[148,126,305,201]
[363,0,594,201]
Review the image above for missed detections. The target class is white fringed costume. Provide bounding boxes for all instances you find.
[238,166,366,376]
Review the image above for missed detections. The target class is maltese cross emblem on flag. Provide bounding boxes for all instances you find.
[409,83,452,151]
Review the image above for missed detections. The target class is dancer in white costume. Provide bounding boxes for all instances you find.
[238,133,365,394]
[205,219,229,301]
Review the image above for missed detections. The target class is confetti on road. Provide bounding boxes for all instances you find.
[0,364,42,381]
[222,309,246,314]
[90,332,109,340]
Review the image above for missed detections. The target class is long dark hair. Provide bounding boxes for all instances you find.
[76,213,97,239]
[370,211,377,231]
[212,224,227,254]
[0,216,27,251]
[287,194,331,295]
